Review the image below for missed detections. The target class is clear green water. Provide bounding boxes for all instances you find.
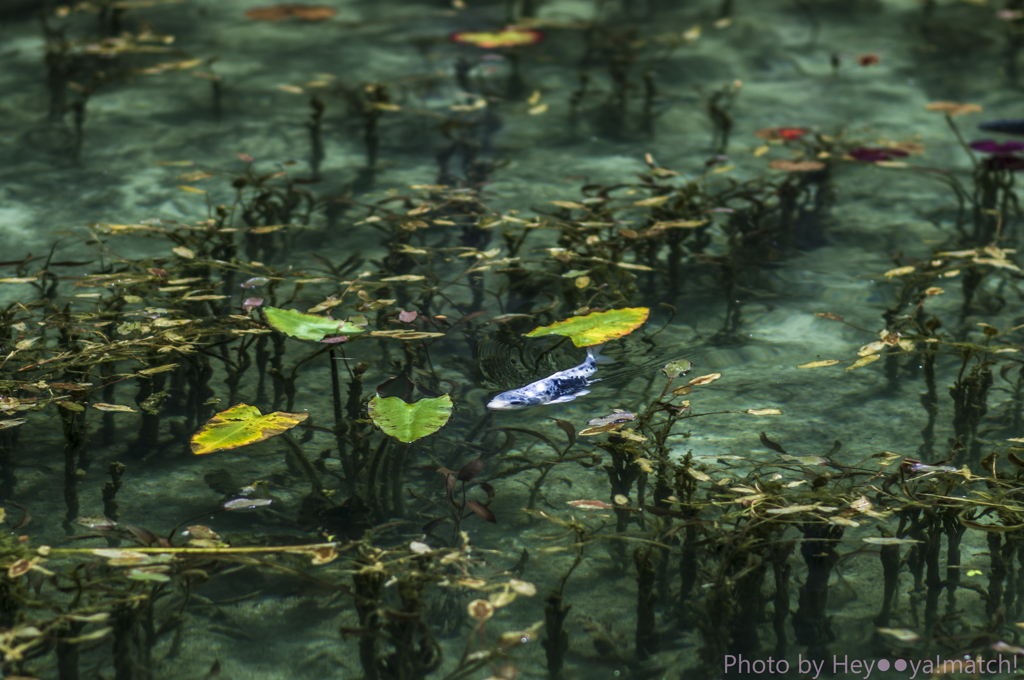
[1,0,1024,678]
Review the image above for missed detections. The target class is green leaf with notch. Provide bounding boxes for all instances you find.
[368,394,453,443]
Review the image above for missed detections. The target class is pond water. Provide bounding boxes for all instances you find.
[1,0,1024,678]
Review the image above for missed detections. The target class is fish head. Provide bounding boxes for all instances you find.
[486,390,540,410]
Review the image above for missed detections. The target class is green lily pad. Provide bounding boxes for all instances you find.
[263,307,366,342]
[662,359,692,379]
[524,307,649,347]
[191,403,308,455]
[368,394,453,443]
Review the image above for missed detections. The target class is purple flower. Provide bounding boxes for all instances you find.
[848,147,910,163]
[969,139,1024,154]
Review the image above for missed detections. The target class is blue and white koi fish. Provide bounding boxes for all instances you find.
[979,118,1024,136]
[486,345,613,410]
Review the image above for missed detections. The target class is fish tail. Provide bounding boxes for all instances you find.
[587,343,615,365]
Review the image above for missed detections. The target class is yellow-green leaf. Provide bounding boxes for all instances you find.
[191,403,308,455]
[367,394,453,443]
[524,307,649,347]
[263,307,367,342]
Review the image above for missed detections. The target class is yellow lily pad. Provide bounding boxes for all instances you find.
[524,308,649,347]
[191,403,308,455]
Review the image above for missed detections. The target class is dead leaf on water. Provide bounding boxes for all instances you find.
[884,266,915,278]
[846,355,881,370]
[876,627,922,642]
[93,403,137,413]
[924,101,982,116]
[797,360,839,369]
[768,159,825,172]
[633,196,670,207]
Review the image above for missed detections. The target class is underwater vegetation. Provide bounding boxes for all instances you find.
[8,0,1024,679]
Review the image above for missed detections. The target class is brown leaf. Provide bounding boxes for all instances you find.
[550,418,576,448]
[122,524,159,546]
[466,500,496,523]
[759,431,787,454]
[245,3,337,20]
[924,101,982,116]
[579,422,627,436]
[768,159,825,172]
[457,458,483,482]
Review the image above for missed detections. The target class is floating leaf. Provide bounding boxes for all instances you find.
[877,628,922,643]
[884,266,915,278]
[579,422,627,436]
[172,246,196,259]
[924,101,982,117]
[263,307,366,342]
[688,373,721,386]
[633,196,670,207]
[92,403,136,413]
[127,569,171,583]
[766,504,822,515]
[846,355,881,371]
[368,330,445,340]
[246,4,337,20]
[662,360,692,378]
[0,419,26,430]
[768,159,825,172]
[450,27,544,48]
[862,537,920,545]
[191,404,308,455]
[382,275,426,282]
[367,394,453,443]
[509,578,536,596]
[797,360,839,369]
[524,307,649,347]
